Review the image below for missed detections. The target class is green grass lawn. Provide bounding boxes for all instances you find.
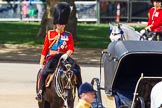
[0,22,144,49]
[0,22,43,45]
[75,23,110,49]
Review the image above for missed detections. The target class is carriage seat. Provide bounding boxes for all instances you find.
[114,91,132,108]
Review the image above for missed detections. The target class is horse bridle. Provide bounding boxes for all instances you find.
[110,26,125,41]
[54,58,75,108]
[117,27,125,40]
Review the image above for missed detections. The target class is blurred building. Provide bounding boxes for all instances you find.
[76,0,152,22]
[0,0,152,23]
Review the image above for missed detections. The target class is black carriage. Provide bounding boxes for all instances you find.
[95,41,162,108]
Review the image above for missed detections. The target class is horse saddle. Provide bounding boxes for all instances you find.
[45,73,54,88]
[37,71,54,90]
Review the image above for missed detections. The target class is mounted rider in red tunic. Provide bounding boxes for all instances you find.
[146,0,162,32]
[35,2,82,102]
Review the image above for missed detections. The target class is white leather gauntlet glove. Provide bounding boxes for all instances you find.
[140,29,146,36]
[39,64,44,69]
[61,53,68,61]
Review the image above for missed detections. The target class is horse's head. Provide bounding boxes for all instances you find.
[109,23,124,41]
[59,57,77,90]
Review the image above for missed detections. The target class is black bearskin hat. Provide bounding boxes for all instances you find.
[53,2,70,25]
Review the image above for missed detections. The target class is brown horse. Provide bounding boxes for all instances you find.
[36,53,82,108]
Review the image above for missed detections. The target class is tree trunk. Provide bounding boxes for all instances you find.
[37,0,77,40]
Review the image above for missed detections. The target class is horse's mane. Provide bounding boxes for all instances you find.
[43,54,63,73]
[120,24,135,31]
[43,53,76,73]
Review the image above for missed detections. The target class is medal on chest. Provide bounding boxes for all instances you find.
[155,12,159,17]
[61,33,69,41]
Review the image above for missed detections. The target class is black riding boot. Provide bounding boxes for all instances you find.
[36,54,65,101]
[35,70,48,102]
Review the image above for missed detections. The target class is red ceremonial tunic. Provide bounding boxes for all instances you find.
[41,29,74,58]
[147,7,162,32]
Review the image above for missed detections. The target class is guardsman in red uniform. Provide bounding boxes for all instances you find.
[35,2,82,102]
[146,0,162,32]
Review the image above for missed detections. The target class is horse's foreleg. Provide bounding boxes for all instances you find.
[38,100,50,108]
[68,100,74,108]
[44,101,50,108]
[38,100,44,108]
[50,102,64,108]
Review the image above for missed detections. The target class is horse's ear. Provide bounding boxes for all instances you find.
[117,23,121,29]
[109,23,113,30]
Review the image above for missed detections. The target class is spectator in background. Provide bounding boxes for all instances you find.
[35,0,43,18]
[28,2,38,18]
[21,0,29,18]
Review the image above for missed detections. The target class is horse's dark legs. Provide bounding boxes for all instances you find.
[38,101,44,108]
[74,64,82,94]
[76,71,82,90]
[38,100,50,108]
[44,101,50,108]
[49,99,64,108]
[67,93,75,108]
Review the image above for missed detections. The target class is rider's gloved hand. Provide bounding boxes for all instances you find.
[61,53,68,61]
[145,26,151,32]
[38,64,43,73]
[140,29,146,35]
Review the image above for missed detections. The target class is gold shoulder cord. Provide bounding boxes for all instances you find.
[48,30,59,49]
[48,30,56,41]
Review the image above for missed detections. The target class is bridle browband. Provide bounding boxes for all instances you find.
[111,28,125,41]
[54,57,74,108]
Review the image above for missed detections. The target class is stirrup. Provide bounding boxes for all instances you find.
[35,90,43,102]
